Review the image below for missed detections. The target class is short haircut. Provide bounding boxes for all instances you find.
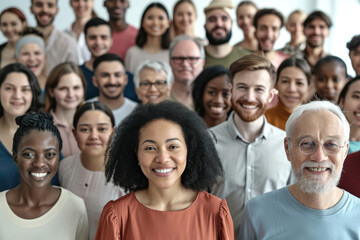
[84,17,112,36]
[13,112,62,155]
[169,34,205,59]
[93,53,125,72]
[303,10,332,28]
[346,34,360,52]
[0,63,42,117]
[73,101,115,129]
[229,53,276,86]
[338,76,360,105]
[276,57,311,85]
[253,8,284,29]
[105,101,224,192]
[45,62,87,112]
[192,65,231,117]
[286,9,306,25]
[133,60,173,89]
[21,27,44,38]
[0,7,27,23]
[313,55,347,77]
[285,101,350,142]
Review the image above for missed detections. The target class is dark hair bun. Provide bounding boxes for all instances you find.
[15,112,54,127]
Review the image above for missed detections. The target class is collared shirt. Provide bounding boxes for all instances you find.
[279,41,306,57]
[209,112,293,237]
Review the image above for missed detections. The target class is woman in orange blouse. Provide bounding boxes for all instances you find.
[95,101,234,240]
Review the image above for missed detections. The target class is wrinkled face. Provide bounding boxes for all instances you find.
[231,70,274,122]
[0,72,32,117]
[17,43,46,77]
[0,12,26,43]
[85,25,113,58]
[170,40,204,85]
[70,0,94,19]
[286,13,305,42]
[255,14,281,52]
[104,0,129,21]
[315,62,347,101]
[339,80,360,128]
[74,110,113,157]
[137,119,187,190]
[136,68,170,104]
[142,7,169,37]
[276,66,309,111]
[203,75,231,124]
[349,46,360,76]
[285,110,348,194]
[204,9,232,45]
[236,4,257,35]
[93,61,128,100]
[304,18,329,48]
[173,2,196,34]
[14,130,59,189]
[49,73,84,111]
[31,0,58,28]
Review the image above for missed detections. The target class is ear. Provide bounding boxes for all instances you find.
[339,97,344,108]
[284,137,291,162]
[343,141,349,159]
[135,87,142,101]
[92,76,98,88]
[13,153,18,165]
[123,73,128,86]
[267,88,277,104]
[48,88,54,98]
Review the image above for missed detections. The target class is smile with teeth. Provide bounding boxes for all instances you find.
[210,106,225,114]
[241,104,257,109]
[153,168,174,174]
[306,167,328,172]
[30,172,47,178]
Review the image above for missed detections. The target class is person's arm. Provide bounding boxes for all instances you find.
[218,199,234,240]
[95,201,120,240]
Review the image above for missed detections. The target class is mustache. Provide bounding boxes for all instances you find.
[211,26,228,33]
[104,84,121,88]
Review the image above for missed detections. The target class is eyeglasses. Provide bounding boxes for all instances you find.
[294,137,346,156]
[139,80,167,90]
[171,56,201,64]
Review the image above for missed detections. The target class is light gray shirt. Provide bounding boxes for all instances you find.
[209,112,293,237]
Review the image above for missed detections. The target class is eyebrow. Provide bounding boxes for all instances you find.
[78,123,110,127]
[351,90,360,94]
[296,134,342,142]
[21,147,57,152]
[141,138,182,145]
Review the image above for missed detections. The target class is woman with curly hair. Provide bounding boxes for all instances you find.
[95,101,234,239]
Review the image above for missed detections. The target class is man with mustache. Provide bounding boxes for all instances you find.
[203,0,249,69]
[239,101,360,239]
[30,0,78,75]
[89,53,137,126]
[209,53,292,237]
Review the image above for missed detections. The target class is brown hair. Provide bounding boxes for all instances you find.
[253,8,284,29]
[0,7,27,24]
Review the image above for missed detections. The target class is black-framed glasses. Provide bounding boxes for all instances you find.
[291,137,346,156]
[139,80,167,90]
[171,56,201,64]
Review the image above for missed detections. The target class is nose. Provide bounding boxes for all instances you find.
[310,143,329,162]
[89,129,99,139]
[214,92,224,104]
[244,89,256,102]
[325,79,334,89]
[67,88,74,97]
[156,147,170,163]
[33,155,46,168]
[288,81,297,92]
[149,83,157,91]
[13,88,22,99]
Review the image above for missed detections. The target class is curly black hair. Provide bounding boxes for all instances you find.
[105,101,223,192]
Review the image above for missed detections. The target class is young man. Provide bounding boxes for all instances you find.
[347,34,360,76]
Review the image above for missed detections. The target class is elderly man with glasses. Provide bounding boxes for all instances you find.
[239,101,360,240]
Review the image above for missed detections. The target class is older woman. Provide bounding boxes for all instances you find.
[95,101,234,239]
[134,60,172,104]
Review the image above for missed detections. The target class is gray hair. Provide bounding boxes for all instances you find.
[169,34,205,59]
[15,35,45,58]
[285,101,350,141]
[134,60,173,89]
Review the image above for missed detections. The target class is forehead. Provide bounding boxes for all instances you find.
[172,40,200,56]
[306,18,328,27]
[317,62,346,76]
[176,2,195,12]
[140,68,167,80]
[145,7,167,16]
[20,43,43,52]
[87,25,111,35]
[96,61,125,72]
[233,69,272,87]
[257,14,281,27]
[1,12,22,22]
[206,9,230,20]
[2,72,29,86]
[77,110,112,125]
[18,130,58,150]
[32,0,57,5]
[139,119,184,139]
[237,5,257,15]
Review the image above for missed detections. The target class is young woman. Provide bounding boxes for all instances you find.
[0,112,89,239]
[192,65,232,128]
[125,2,170,74]
[45,62,86,157]
[0,63,42,192]
[95,101,234,239]
[59,102,126,240]
[0,7,27,68]
[265,57,311,130]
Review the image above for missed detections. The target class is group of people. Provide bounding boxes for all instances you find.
[0,0,360,239]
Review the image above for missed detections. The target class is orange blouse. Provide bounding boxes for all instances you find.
[265,100,292,130]
[95,191,234,240]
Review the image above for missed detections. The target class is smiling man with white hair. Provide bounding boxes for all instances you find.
[239,101,360,240]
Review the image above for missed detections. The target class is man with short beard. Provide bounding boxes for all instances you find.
[209,53,292,237]
[30,0,78,75]
[239,101,360,240]
[203,0,249,69]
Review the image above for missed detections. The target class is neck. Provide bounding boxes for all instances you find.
[203,114,226,128]
[12,182,55,206]
[305,44,324,57]
[171,80,192,102]
[98,95,125,110]
[0,115,19,130]
[6,41,17,48]
[80,152,105,171]
[349,124,360,141]
[85,58,95,71]
[143,36,163,53]
[53,107,76,128]
[205,42,232,58]
[233,113,264,142]
[290,37,305,48]
[110,19,127,32]
[37,24,54,41]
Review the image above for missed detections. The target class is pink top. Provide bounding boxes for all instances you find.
[109,25,138,60]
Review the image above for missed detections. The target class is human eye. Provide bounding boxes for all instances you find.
[300,138,316,151]
[351,94,360,99]
[155,80,167,87]
[208,16,216,22]
[222,91,230,98]
[168,143,180,151]
[22,151,35,159]
[144,145,156,151]
[79,127,89,132]
[98,127,109,132]
[221,16,228,22]
[236,84,246,91]
[296,81,304,86]
[207,90,215,96]
[317,77,326,82]
[280,79,289,84]
[22,86,32,92]
[11,22,18,27]
[324,140,340,152]
[333,77,339,83]
[255,87,265,93]
[140,81,151,87]
[45,151,57,159]
[4,85,14,91]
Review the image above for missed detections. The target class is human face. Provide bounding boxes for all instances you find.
[74,110,113,157]
[104,0,129,21]
[276,66,309,111]
[203,75,231,124]
[232,70,274,122]
[14,130,59,189]
[86,25,113,58]
[204,9,232,44]
[349,46,360,76]
[93,61,128,100]
[255,14,282,52]
[142,7,169,38]
[173,2,196,34]
[236,4,257,36]
[136,68,170,104]
[339,80,360,128]
[31,0,58,28]
[315,62,347,101]
[17,43,46,77]
[137,119,187,190]
[49,73,84,111]
[0,72,32,117]
[170,40,204,85]
[0,12,26,43]
[286,13,305,42]
[304,18,329,48]
[285,110,348,194]
[70,0,94,19]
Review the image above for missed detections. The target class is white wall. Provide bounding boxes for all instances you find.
[0,0,359,75]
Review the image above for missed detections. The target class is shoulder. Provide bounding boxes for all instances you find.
[124,98,138,108]
[60,188,87,211]
[59,153,79,175]
[265,121,286,137]
[54,29,77,44]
